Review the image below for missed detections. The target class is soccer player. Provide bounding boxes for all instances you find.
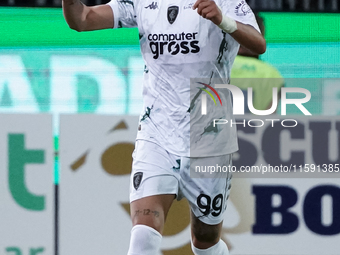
[62,0,265,254]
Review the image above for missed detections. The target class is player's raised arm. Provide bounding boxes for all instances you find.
[228,21,266,55]
[193,0,266,55]
[62,0,114,32]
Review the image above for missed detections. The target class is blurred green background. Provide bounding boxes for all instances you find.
[1,8,340,183]
[1,8,340,116]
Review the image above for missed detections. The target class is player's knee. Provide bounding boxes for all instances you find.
[128,225,162,255]
[192,223,220,244]
[131,211,164,233]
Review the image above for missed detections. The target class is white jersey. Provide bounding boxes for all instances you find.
[108,0,260,157]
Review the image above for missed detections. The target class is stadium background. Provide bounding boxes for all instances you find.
[0,0,339,254]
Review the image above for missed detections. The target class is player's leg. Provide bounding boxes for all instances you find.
[127,194,175,255]
[130,194,175,233]
[180,154,233,255]
[127,140,180,255]
[191,213,229,254]
[191,211,222,248]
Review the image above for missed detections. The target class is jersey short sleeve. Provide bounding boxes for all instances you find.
[107,0,137,28]
[221,0,260,33]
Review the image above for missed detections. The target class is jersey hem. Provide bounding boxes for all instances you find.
[130,189,178,203]
[136,138,239,158]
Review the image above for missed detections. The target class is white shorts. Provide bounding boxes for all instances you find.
[130,140,233,225]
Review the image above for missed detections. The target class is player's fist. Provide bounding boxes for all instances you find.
[193,0,222,25]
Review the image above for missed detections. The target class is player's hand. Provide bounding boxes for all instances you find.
[192,0,222,26]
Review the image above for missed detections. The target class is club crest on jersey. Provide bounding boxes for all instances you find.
[235,1,251,16]
[168,6,179,24]
[133,172,143,190]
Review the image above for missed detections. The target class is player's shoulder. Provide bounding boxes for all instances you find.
[109,0,139,6]
[223,0,253,15]
[107,0,138,8]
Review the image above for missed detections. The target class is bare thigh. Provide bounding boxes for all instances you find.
[130,194,176,234]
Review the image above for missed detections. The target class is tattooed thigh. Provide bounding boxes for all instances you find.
[134,209,160,218]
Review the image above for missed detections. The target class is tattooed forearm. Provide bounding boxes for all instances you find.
[134,209,160,217]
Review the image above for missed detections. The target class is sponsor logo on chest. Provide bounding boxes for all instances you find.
[148,32,200,59]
